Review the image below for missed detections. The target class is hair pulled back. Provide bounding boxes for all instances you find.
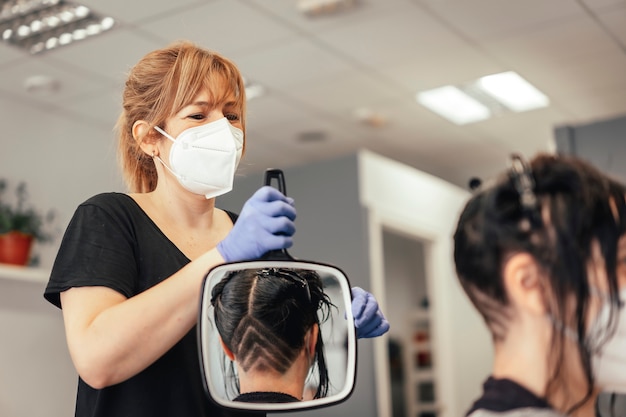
[116,40,246,193]
[454,153,626,410]
[211,268,334,399]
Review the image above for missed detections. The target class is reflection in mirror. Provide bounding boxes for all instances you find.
[198,261,356,412]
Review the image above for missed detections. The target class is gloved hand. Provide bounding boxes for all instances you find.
[217,186,296,262]
[351,287,390,339]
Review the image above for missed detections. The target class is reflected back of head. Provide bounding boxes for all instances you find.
[211,268,334,399]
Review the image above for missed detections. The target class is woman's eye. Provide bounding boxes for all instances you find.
[188,114,205,120]
[225,113,240,121]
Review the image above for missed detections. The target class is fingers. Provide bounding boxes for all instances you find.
[351,287,391,339]
[246,187,296,221]
[260,216,296,237]
[351,287,368,319]
[262,234,294,252]
[363,315,390,338]
[251,186,294,204]
[355,292,378,325]
[358,311,388,337]
[254,200,296,221]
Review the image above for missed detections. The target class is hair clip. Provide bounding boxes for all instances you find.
[468,177,482,191]
[260,268,311,302]
[509,153,541,228]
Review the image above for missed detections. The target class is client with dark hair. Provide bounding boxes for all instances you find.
[211,267,334,403]
[454,153,626,417]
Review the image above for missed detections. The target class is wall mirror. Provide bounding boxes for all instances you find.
[198,260,357,413]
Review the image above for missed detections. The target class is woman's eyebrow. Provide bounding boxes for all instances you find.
[187,101,210,108]
[184,99,237,109]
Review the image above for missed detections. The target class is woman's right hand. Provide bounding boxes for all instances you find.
[217,186,296,262]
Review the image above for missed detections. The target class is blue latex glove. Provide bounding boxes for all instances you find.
[217,186,296,262]
[351,287,390,339]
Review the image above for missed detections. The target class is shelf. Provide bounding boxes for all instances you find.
[405,307,439,417]
[0,263,50,284]
[414,402,442,415]
[413,368,435,381]
[412,341,431,351]
[411,309,430,321]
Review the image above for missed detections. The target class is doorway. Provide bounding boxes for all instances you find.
[382,228,439,417]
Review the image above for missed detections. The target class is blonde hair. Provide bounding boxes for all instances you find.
[116,40,247,193]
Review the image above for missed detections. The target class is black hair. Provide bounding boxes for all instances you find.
[454,153,626,412]
[211,267,334,399]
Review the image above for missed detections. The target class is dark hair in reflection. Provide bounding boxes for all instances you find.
[211,268,335,399]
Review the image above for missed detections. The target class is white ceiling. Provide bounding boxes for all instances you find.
[1,0,626,189]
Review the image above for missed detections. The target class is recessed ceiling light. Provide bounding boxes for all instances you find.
[416,86,491,125]
[23,74,60,93]
[416,71,549,125]
[353,107,388,128]
[242,77,265,101]
[297,130,327,143]
[477,71,549,112]
[297,0,360,17]
[244,84,265,101]
[0,0,115,54]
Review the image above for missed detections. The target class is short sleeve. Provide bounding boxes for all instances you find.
[44,199,138,308]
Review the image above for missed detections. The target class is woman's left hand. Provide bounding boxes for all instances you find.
[351,287,390,339]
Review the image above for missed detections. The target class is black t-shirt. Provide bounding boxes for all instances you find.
[44,192,240,417]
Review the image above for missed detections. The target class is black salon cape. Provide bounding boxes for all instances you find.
[234,392,301,403]
[466,377,565,417]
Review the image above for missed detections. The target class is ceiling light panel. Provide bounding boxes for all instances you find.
[297,0,360,17]
[416,85,491,125]
[0,0,115,54]
[242,76,265,101]
[416,71,550,125]
[477,71,549,112]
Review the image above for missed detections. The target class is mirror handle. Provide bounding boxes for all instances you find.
[262,168,294,261]
[264,168,287,195]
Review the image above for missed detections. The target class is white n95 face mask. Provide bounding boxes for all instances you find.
[153,117,244,199]
[592,288,626,393]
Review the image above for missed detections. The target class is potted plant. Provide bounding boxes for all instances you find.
[0,179,57,266]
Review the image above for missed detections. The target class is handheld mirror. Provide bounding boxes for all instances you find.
[198,169,357,413]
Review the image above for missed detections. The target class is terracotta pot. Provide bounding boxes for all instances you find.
[0,231,34,266]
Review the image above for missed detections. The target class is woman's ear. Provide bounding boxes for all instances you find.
[503,252,547,316]
[218,337,235,361]
[307,323,319,358]
[132,120,160,157]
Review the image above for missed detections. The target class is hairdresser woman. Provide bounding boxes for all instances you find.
[44,41,388,417]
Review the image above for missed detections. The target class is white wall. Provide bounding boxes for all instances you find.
[0,267,76,417]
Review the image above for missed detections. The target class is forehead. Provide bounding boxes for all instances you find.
[196,75,238,105]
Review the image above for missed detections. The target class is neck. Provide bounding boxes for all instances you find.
[492,340,549,400]
[149,182,216,228]
[238,349,311,400]
[492,318,598,417]
[130,185,226,260]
